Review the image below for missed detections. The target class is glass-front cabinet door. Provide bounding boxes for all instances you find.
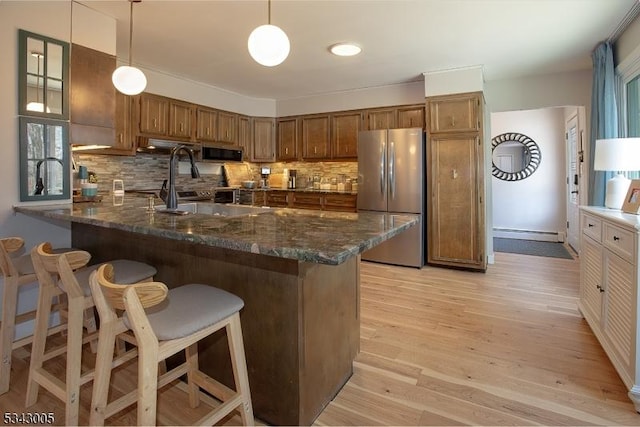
[18,30,69,119]
[18,29,70,201]
[19,117,70,201]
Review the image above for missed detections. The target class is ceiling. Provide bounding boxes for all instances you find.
[79,0,639,101]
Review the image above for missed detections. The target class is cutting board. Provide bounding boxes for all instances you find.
[223,162,253,187]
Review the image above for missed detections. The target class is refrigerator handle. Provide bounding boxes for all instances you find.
[389,141,395,200]
[380,141,386,196]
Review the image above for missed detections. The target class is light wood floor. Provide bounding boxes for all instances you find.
[2,252,640,425]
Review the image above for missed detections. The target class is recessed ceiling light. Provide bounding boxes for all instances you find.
[330,43,362,57]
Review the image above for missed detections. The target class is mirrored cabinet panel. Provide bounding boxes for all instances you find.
[19,117,70,201]
[19,30,69,119]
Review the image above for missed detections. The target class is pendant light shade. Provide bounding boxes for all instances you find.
[248,0,289,67]
[112,65,147,95]
[248,24,290,67]
[113,0,146,95]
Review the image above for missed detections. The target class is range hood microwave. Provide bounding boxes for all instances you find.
[201,144,243,162]
[136,138,201,154]
[136,138,242,162]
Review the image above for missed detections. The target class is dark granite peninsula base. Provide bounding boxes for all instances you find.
[15,198,417,425]
[73,223,359,425]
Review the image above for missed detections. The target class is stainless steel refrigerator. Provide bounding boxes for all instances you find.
[357,128,425,268]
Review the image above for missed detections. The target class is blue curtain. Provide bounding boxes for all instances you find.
[588,41,619,206]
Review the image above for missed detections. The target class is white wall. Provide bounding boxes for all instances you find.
[491,108,567,240]
[0,2,74,251]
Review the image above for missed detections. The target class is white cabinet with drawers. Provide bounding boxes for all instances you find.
[579,207,640,410]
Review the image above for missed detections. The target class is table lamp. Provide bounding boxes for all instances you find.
[594,137,640,209]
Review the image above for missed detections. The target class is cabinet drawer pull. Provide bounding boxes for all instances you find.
[588,223,594,227]
[613,236,620,241]
[596,284,605,293]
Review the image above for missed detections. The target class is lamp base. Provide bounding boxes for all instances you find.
[605,173,631,209]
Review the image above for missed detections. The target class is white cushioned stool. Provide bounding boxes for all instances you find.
[25,243,157,425]
[89,263,254,426]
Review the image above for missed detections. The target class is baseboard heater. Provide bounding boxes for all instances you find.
[493,228,564,242]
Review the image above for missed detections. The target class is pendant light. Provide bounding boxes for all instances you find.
[112,0,147,95]
[248,0,290,67]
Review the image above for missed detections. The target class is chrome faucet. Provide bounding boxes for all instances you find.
[165,145,200,210]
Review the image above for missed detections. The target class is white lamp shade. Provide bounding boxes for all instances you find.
[112,65,147,95]
[248,24,290,67]
[594,138,640,171]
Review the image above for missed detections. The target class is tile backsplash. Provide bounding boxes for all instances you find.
[75,153,357,193]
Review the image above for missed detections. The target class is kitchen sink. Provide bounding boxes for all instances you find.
[156,202,270,217]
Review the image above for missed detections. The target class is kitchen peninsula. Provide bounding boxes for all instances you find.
[14,196,417,426]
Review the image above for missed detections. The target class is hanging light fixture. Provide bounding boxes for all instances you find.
[248,0,290,67]
[112,0,147,95]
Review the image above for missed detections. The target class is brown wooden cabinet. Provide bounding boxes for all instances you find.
[428,93,479,133]
[323,193,357,212]
[217,111,237,144]
[292,192,323,210]
[196,107,217,142]
[238,115,252,160]
[426,92,485,271]
[251,117,275,162]
[397,105,425,129]
[168,100,193,139]
[138,93,169,137]
[69,44,116,148]
[366,108,396,130]
[277,117,299,161]
[266,190,289,207]
[301,115,331,159]
[111,91,135,154]
[331,112,362,159]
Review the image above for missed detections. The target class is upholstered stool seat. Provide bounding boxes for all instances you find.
[128,284,244,341]
[89,264,254,426]
[25,243,157,425]
[74,259,158,297]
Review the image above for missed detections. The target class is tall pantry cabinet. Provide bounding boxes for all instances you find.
[426,91,486,271]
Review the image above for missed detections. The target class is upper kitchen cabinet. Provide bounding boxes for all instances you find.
[238,115,252,160]
[110,91,136,154]
[397,105,425,129]
[196,107,217,142]
[366,108,396,130]
[331,111,362,159]
[70,43,116,147]
[277,117,299,161]
[217,111,238,144]
[138,93,169,137]
[19,30,69,120]
[427,93,480,133]
[168,99,194,140]
[301,115,331,160]
[251,117,275,162]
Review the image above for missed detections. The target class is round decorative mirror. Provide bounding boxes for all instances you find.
[491,132,541,181]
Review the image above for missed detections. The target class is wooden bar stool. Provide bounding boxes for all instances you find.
[0,237,69,395]
[25,243,157,425]
[89,263,254,426]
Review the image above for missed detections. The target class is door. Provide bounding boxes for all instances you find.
[567,114,580,251]
[387,128,423,214]
[357,130,387,212]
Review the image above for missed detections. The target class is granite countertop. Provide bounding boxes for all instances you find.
[14,196,417,265]
[239,187,358,195]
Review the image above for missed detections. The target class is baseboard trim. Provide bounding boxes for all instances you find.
[493,228,563,243]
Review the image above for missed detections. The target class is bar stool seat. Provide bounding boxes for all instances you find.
[25,243,157,426]
[130,284,244,340]
[74,260,158,297]
[90,264,254,426]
